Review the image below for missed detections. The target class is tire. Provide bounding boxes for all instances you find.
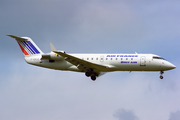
[91,76,96,81]
[85,72,91,77]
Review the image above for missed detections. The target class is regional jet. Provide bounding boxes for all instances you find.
[8,35,176,81]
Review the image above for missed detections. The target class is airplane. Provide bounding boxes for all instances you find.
[8,35,176,81]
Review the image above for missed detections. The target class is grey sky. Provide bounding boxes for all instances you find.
[113,109,139,120]
[168,110,180,120]
[0,0,180,120]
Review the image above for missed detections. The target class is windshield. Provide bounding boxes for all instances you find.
[153,56,165,60]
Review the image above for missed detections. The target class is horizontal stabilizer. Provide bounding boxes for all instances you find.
[7,34,27,41]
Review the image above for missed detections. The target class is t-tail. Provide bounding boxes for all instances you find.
[7,35,43,56]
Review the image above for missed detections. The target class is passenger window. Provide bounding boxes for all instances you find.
[106,58,108,60]
[96,58,98,60]
[121,58,123,60]
[91,58,93,60]
[131,58,133,60]
[87,58,89,60]
[126,58,128,60]
[116,58,118,60]
[111,58,113,60]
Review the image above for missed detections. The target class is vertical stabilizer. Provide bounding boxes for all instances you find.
[7,35,43,56]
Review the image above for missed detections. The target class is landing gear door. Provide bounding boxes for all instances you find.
[140,56,146,66]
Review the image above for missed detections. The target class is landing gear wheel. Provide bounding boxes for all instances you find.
[160,71,164,79]
[85,72,91,77]
[91,76,96,81]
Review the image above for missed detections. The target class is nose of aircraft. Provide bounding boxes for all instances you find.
[166,62,176,70]
[171,64,176,69]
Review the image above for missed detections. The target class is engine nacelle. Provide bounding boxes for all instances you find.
[50,51,64,60]
[41,51,64,61]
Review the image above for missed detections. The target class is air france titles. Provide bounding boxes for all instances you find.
[106,55,138,57]
[106,55,138,64]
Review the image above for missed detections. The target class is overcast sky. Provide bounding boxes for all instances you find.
[0,0,180,120]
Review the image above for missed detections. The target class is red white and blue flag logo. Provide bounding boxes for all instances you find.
[17,41,40,55]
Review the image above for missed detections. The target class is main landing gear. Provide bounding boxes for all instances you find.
[91,76,96,81]
[160,71,164,79]
[85,71,97,81]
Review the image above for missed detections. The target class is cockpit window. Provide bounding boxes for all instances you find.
[153,56,165,60]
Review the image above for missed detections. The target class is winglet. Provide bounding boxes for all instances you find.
[50,43,56,51]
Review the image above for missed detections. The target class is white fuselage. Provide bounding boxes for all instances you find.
[8,35,176,80]
[25,53,175,72]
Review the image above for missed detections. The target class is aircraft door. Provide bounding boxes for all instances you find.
[100,56,104,62]
[140,56,146,66]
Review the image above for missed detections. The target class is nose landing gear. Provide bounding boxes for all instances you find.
[160,71,164,79]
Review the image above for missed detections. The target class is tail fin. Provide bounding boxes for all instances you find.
[7,35,43,56]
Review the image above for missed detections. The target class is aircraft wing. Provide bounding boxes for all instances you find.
[53,51,110,74]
